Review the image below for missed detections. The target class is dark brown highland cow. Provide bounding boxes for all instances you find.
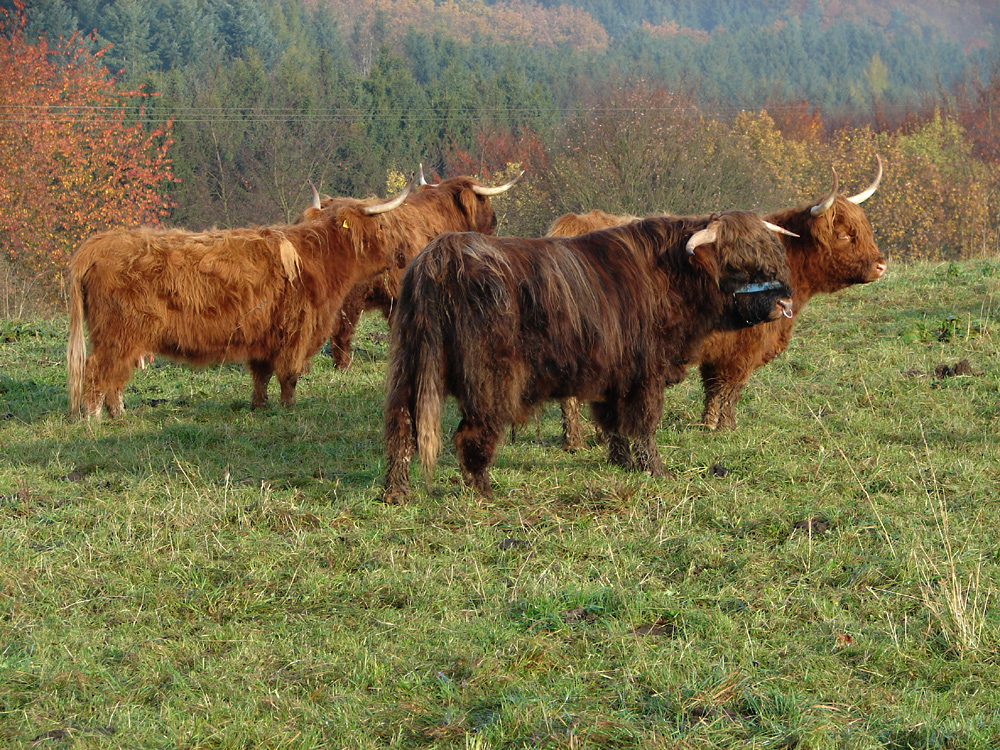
[382,211,794,502]
[67,182,417,418]
[303,170,523,368]
[552,157,886,448]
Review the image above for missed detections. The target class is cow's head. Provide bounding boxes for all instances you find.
[298,178,414,224]
[686,211,795,329]
[415,167,524,236]
[775,156,887,293]
[313,178,417,276]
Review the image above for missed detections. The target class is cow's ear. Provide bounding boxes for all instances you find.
[687,245,721,284]
[459,187,480,222]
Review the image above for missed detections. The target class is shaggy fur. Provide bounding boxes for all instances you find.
[549,172,886,446]
[546,208,639,238]
[67,199,415,417]
[382,211,793,502]
[303,177,507,368]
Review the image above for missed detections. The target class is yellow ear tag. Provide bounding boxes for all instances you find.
[342,219,349,228]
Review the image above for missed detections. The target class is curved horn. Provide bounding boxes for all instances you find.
[847,154,883,204]
[472,170,525,196]
[810,168,840,217]
[418,163,436,187]
[763,220,799,238]
[308,179,321,211]
[686,222,718,255]
[361,175,414,216]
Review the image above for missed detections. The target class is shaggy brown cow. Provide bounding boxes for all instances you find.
[553,157,886,447]
[382,211,795,502]
[67,182,416,418]
[303,170,523,368]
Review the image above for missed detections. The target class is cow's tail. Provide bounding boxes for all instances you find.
[67,264,87,416]
[383,254,446,502]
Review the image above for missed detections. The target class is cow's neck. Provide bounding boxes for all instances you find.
[785,243,820,309]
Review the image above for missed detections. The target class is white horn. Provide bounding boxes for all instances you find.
[308,179,321,210]
[763,220,799,238]
[472,170,525,196]
[810,168,840,217]
[361,175,414,215]
[847,154,883,204]
[686,223,718,254]
[418,163,436,187]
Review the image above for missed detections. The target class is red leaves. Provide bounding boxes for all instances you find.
[444,126,547,184]
[0,3,175,302]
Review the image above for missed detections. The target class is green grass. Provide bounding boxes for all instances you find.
[2,259,999,749]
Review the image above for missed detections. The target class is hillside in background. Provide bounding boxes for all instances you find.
[3,0,1000,313]
[524,0,1000,47]
[312,0,1000,51]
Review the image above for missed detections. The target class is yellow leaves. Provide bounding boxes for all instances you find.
[384,168,409,195]
[859,112,993,260]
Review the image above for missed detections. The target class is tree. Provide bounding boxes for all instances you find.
[0,1,175,305]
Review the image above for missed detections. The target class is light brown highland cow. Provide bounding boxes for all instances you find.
[302,171,523,368]
[67,182,416,417]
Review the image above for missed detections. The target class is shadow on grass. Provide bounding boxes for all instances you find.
[4,368,390,497]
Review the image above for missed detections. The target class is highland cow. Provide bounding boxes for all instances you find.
[68,182,415,417]
[303,170,523,368]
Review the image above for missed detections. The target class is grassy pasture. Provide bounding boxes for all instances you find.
[1,259,999,749]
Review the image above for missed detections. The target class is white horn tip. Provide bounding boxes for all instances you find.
[763,220,799,238]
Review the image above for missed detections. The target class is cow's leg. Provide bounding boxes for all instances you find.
[82,352,106,418]
[560,397,585,451]
[329,288,366,369]
[700,362,724,430]
[453,417,501,497]
[605,434,634,470]
[382,355,418,504]
[85,348,135,418]
[700,362,749,431]
[276,371,299,408]
[630,427,666,476]
[616,384,667,476]
[591,401,632,470]
[713,380,747,431]
[248,360,273,408]
[383,413,414,505]
[630,432,666,476]
[105,388,125,418]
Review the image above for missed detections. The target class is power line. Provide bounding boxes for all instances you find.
[0,101,957,127]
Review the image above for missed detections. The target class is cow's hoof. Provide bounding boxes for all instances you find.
[381,488,410,505]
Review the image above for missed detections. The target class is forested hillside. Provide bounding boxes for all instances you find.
[2,0,999,312]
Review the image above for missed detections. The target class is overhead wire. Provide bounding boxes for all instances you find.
[0,100,947,126]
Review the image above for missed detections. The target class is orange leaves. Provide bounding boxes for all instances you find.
[444,126,547,184]
[0,2,175,302]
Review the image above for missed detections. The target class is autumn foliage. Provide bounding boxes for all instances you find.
[0,2,174,307]
[317,0,608,64]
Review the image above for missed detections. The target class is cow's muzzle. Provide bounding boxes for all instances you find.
[733,279,794,322]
